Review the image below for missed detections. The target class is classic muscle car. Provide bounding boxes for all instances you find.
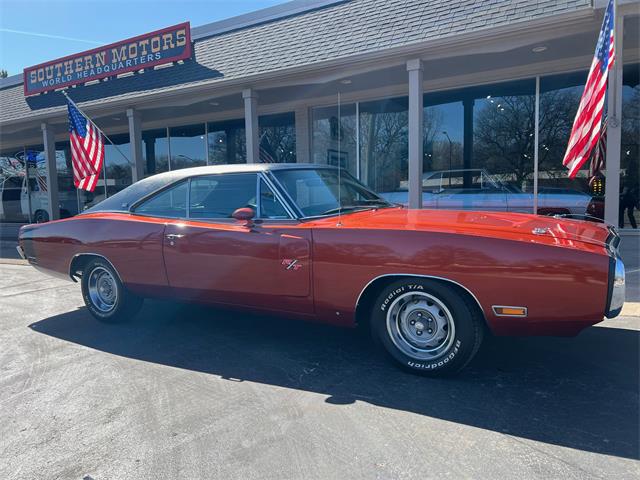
[380,168,596,217]
[18,164,626,375]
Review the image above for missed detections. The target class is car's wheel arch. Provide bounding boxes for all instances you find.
[69,253,122,284]
[355,274,491,333]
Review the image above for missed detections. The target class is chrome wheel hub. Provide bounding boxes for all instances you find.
[386,291,455,361]
[87,266,118,313]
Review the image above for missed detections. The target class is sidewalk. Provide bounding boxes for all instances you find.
[619,235,639,316]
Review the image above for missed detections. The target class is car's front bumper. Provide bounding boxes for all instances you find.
[605,227,625,318]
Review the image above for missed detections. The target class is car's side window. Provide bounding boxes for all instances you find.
[259,179,290,219]
[134,181,188,218]
[189,174,257,219]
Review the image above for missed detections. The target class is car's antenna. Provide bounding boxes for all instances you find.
[337,91,342,227]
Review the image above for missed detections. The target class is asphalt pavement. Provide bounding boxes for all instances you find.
[0,263,638,479]
[0,223,23,260]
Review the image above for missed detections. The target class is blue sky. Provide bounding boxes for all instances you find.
[0,0,286,76]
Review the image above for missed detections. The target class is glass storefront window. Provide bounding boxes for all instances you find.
[311,103,357,176]
[621,63,639,229]
[207,118,246,165]
[259,112,296,163]
[392,81,536,213]
[423,98,464,175]
[471,79,536,213]
[207,113,295,165]
[143,128,169,176]
[538,72,599,218]
[0,149,28,222]
[359,97,409,194]
[23,145,48,222]
[104,133,132,199]
[56,135,134,214]
[55,142,80,218]
[169,124,207,170]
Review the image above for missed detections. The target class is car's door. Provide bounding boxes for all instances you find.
[161,172,313,315]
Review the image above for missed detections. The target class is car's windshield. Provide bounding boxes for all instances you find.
[272,168,391,217]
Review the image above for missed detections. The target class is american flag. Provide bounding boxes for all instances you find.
[259,133,276,163]
[562,0,615,178]
[67,100,104,192]
[259,145,276,163]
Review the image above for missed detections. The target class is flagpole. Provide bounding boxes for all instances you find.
[533,76,540,215]
[61,90,132,167]
[102,148,108,199]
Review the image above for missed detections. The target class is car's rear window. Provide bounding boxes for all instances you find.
[82,173,184,214]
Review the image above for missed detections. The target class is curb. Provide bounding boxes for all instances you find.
[0,259,28,265]
[621,303,640,317]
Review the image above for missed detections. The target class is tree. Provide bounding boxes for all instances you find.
[473,89,579,188]
[473,95,536,187]
[359,108,408,192]
[0,69,8,79]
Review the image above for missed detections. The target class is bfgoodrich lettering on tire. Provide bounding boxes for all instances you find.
[370,278,483,376]
[81,257,143,323]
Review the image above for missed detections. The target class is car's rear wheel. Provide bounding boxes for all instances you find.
[370,278,483,376]
[81,258,142,323]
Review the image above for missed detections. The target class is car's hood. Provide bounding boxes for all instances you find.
[308,207,611,248]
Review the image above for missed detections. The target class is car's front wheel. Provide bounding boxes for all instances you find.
[370,278,483,376]
[81,258,143,323]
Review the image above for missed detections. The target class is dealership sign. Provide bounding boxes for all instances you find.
[23,22,191,96]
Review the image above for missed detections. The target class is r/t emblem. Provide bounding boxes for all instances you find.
[282,259,302,271]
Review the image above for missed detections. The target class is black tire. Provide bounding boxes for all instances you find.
[34,210,49,223]
[81,258,143,323]
[370,278,483,376]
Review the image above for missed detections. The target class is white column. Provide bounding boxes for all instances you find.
[295,107,310,163]
[243,89,259,164]
[126,108,144,182]
[41,123,60,221]
[407,59,424,209]
[604,10,624,227]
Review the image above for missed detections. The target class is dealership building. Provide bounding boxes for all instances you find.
[0,0,638,232]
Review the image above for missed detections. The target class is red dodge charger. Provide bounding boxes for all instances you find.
[18,164,626,375]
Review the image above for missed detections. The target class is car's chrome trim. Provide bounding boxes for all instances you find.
[605,225,621,257]
[258,172,298,219]
[130,171,299,222]
[16,245,26,260]
[491,305,528,317]
[265,170,305,218]
[605,256,625,318]
[186,177,192,219]
[552,213,612,225]
[68,253,123,284]
[355,273,486,322]
[129,178,189,213]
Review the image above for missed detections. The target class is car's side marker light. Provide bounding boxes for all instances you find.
[493,306,528,317]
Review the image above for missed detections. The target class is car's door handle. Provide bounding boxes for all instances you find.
[165,233,185,246]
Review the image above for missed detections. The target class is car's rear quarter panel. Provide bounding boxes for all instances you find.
[21,213,168,296]
[311,228,610,335]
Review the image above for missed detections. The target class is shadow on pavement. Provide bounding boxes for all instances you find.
[30,300,639,460]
